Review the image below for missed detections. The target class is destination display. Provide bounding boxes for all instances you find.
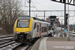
[20,20,28,21]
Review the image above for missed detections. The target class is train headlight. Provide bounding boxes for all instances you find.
[16,32,19,34]
[15,32,19,34]
[26,32,30,34]
[27,32,29,33]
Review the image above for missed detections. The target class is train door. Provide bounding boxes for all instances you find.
[34,23,40,37]
[41,23,47,36]
[33,23,37,38]
[39,23,41,37]
[37,25,39,32]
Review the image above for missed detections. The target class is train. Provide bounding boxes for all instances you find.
[13,16,52,43]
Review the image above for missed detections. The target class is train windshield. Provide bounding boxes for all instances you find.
[17,19,30,28]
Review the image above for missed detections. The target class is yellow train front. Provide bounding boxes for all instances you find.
[13,16,52,43]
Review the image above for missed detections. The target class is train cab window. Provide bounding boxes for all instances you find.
[17,19,30,28]
[34,23,36,29]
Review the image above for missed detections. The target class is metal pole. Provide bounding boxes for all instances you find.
[67,0,70,40]
[44,11,45,20]
[73,23,74,31]
[29,0,31,17]
[64,3,66,27]
[64,1,67,38]
[36,14,37,18]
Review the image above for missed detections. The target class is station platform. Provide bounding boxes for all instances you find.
[31,37,75,50]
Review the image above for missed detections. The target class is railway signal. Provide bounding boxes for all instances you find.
[51,20,53,25]
[65,14,68,28]
[50,16,56,26]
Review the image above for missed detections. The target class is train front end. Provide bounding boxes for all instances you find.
[13,17,34,43]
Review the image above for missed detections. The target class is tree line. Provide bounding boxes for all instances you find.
[0,0,25,34]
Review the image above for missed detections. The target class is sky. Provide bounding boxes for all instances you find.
[20,0,75,24]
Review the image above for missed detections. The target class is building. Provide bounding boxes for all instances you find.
[46,16,60,27]
[54,18,60,27]
[46,16,50,22]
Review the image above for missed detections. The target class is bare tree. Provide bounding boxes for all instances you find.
[0,0,25,34]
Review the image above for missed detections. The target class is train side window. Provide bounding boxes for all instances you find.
[42,27,44,33]
[45,27,47,32]
[48,26,50,30]
[42,27,47,32]
[37,25,39,32]
[34,23,36,29]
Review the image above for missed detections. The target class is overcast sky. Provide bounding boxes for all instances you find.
[21,0,75,10]
[20,0,75,24]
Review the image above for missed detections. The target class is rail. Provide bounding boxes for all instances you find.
[0,36,21,50]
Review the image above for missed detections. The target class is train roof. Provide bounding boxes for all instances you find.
[18,16,50,23]
[32,17,50,23]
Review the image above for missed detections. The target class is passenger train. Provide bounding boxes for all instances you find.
[13,16,52,43]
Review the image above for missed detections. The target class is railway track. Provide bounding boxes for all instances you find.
[0,36,32,50]
[0,35,39,50]
[12,38,40,50]
[0,35,13,38]
[12,43,33,50]
[0,36,21,50]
